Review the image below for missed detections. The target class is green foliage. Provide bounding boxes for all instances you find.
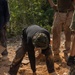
[7,0,55,37]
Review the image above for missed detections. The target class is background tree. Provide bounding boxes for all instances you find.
[8,0,56,37]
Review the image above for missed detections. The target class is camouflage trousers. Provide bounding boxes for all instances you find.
[0,26,8,56]
[52,11,74,55]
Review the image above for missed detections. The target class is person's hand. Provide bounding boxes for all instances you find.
[33,72,37,75]
[52,5,58,11]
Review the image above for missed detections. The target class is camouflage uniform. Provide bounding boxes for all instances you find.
[48,0,74,62]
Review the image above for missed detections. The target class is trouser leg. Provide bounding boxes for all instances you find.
[0,26,8,56]
[64,28,71,61]
[64,11,73,53]
[9,46,26,75]
[52,24,62,62]
[53,27,61,55]
[28,46,36,73]
[65,24,71,52]
[67,36,75,66]
[52,12,62,57]
[63,12,73,61]
[64,28,71,53]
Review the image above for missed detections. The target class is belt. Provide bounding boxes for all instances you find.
[56,10,74,13]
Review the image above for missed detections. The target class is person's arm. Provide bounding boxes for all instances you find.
[48,0,58,11]
[42,46,55,73]
[28,47,36,75]
[48,0,55,7]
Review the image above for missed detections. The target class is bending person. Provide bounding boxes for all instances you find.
[9,25,58,75]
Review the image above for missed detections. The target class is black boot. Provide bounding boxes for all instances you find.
[67,56,75,66]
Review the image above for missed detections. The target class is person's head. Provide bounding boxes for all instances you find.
[32,32,49,49]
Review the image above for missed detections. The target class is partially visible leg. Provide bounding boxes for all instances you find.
[64,27,71,61]
[0,26,8,56]
[70,35,75,56]
[67,35,75,66]
[64,30,71,62]
[52,12,62,62]
[28,45,36,75]
[64,12,73,61]
[9,46,26,75]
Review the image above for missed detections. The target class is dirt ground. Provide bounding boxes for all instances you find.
[0,33,73,75]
